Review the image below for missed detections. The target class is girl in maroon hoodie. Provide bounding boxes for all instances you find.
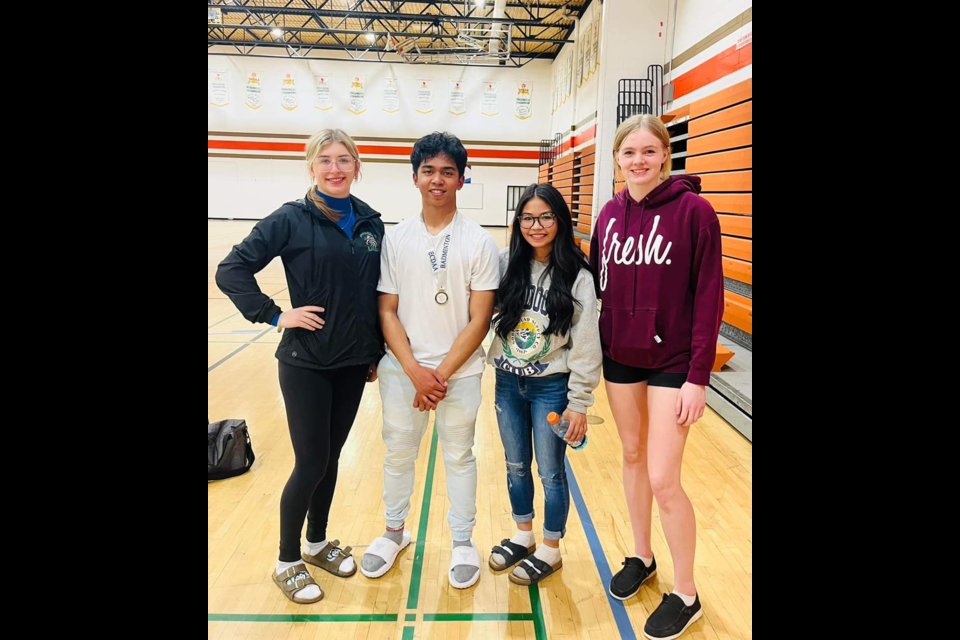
[589,114,723,639]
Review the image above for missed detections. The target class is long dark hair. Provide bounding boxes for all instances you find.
[493,183,595,339]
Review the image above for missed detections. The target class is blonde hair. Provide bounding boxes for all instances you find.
[305,128,362,222]
[612,114,672,181]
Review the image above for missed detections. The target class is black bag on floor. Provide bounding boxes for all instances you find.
[208,419,256,481]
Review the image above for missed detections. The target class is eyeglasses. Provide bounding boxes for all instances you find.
[315,157,356,171]
[518,213,557,229]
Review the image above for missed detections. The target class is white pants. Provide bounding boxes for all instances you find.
[378,353,482,541]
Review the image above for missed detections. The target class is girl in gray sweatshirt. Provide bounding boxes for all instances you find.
[485,183,601,586]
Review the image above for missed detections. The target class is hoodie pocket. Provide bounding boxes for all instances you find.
[600,308,663,368]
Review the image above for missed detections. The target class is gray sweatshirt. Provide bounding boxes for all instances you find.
[486,247,602,413]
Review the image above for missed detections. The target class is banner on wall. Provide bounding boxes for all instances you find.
[576,41,584,87]
[515,80,533,119]
[449,80,466,115]
[593,18,600,71]
[209,70,229,107]
[416,79,433,114]
[314,75,333,110]
[558,64,564,107]
[381,77,399,113]
[567,54,574,99]
[348,76,366,114]
[280,73,298,111]
[557,65,563,109]
[555,64,562,109]
[561,59,566,100]
[481,80,499,116]
[245,71,263,109]
[584,28,594,77]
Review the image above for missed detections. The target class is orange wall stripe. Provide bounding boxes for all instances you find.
[669,42,752,102]
[208,140,304,152]
[556,124,597,155]
[467,148,539,159]
[208,139,538,160]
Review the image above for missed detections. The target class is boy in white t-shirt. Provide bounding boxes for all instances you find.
[360,132,499,589]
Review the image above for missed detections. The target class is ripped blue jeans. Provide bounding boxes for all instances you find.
[494,369,570,540]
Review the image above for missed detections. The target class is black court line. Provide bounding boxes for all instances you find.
[207,311,240,330]
[208,328,275,373]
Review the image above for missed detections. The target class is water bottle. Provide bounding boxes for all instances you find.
[547,411,587,450]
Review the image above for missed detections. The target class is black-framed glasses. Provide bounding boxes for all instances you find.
[518,213,557,229]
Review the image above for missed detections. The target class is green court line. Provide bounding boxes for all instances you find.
[422,613,535,622]
[207,612,542,624]
[529,585,547,640]
[405,423,440,610]
[207,614,398,622]
[209,415,549,638]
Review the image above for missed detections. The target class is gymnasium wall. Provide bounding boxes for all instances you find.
[208,52,553,225]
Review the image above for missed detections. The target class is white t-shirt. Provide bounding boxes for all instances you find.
[378,211,500,379]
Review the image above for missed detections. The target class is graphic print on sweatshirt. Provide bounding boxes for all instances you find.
[599,214,673,292]
[494,282,553,376]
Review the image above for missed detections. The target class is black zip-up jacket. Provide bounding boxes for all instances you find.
[216,193,385,370]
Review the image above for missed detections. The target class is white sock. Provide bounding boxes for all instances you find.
[673,590,696,607]
[512,544,561,580]
[276,560,321,600]
[633,554,653,568]
[514,529,535,547]
[491,530,535,565]
[277,559,302,574]
[338,555,356,573]
[493,530,535,563]
[303,539,356,574]
[534,544,560,566]
[303,539,328,555]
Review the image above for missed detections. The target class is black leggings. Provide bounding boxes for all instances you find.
[278,361,368,562]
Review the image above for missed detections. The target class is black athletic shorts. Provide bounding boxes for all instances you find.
[602,355,687,388]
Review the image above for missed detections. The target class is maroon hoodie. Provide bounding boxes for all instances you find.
[588,175,724,386]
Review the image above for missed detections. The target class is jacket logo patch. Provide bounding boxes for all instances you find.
[359,231,380,252]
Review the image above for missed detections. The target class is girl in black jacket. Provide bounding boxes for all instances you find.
[216,128,384,604]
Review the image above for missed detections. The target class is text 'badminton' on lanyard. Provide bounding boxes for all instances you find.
[428,232,452,305]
